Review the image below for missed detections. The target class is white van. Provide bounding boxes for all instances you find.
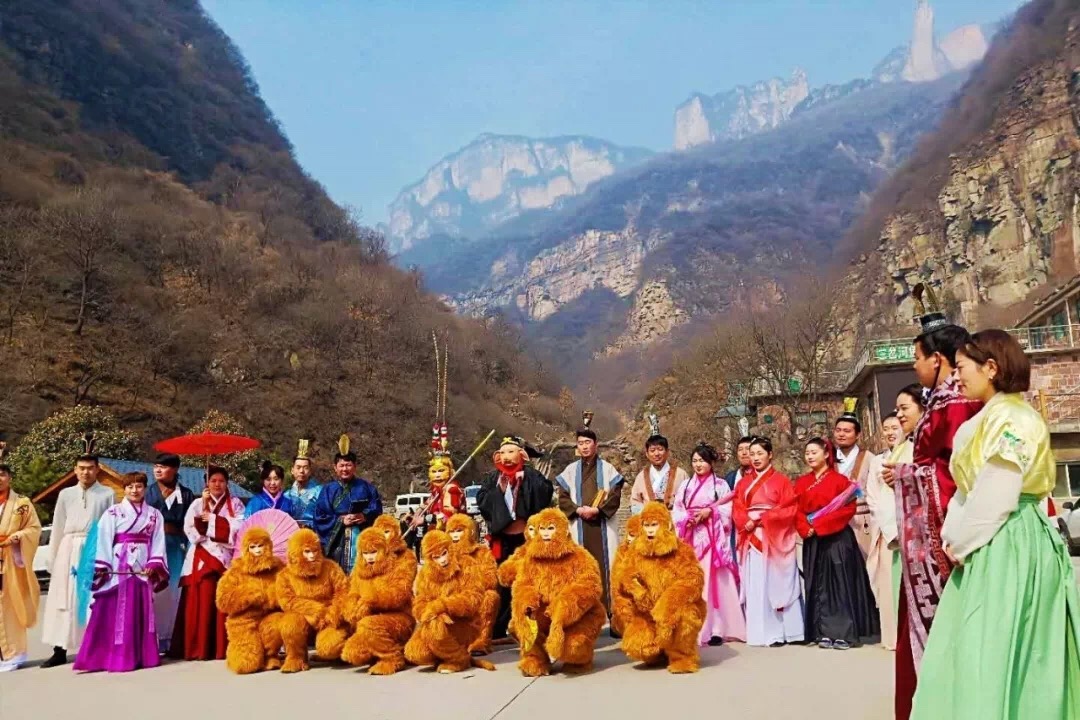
[394,492,429,519]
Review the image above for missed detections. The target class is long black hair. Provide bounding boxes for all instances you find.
[691,442,719,466]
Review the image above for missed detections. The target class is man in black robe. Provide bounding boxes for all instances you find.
[476,436,553,641]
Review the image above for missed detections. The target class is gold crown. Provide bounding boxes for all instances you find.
[338,434,350,457]
[843,397,858,414]
[296,438,311,460]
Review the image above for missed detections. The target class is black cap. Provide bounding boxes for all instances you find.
[154,453,181,469]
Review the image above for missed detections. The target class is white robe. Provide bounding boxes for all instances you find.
[41,482,114,650]
[739,546,804,646]
[92,500,168,593]
[179,495,244,577]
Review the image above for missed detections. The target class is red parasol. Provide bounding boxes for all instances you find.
[153,432,262,486]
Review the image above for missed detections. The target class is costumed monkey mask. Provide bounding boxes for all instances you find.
[287,529,326,578]
[527,508,576,561]
[624,515,643,547]
[421,530,459,581]
[354,528,391,578]
[635,503,679,558]
[428,456,454,488]
[493,442,527,476]
[373,514,407,552]
[446,513,478,548]
[239,528,281,574]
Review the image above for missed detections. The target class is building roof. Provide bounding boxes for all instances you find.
[1015,275,1080,328]
[31,458,253,505]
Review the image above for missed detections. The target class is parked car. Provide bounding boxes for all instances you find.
[465,484,481,515]
[34,525,52,591]
[394,492,429,520]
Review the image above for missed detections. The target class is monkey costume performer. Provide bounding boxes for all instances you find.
[275,529,349,672]
[372,514,418,582]
[510,508,606,676]
[215,528,285,674]
[618,503,706,673]
[446,513,499,654]
[610,514,643,638]
[340,528,415,675]
[405,531,495,674]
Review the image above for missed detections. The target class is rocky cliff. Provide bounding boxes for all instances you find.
[902,0,991,82]
[847,0,1080,336]
[673,69,809,151]
[386,134,650,252]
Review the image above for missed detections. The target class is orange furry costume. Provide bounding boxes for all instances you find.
[275,529,350,672]
[610,514,643,637]
[340,528,415,674]
[617,503,706,673]
[215,528,285,674]
[372,514,419,581]
[509,508,605,676]
[446,513,499,654]
[404,531,495,673]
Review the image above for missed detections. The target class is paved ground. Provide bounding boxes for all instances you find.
[4,561,1076,719]
[1,596,893,720]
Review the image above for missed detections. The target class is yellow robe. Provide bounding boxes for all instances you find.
[0,492,42,660]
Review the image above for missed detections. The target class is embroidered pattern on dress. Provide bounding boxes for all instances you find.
[996,426,1031,473]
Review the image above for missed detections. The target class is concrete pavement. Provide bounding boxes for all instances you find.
[1,595,893,720]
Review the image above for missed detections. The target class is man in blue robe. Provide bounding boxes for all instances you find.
[313,445,382,574]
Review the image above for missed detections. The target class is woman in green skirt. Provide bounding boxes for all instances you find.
[912,329,1080,719]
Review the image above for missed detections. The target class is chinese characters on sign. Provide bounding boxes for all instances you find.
[873,342,915,363]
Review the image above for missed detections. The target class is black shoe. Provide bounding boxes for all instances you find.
[707,636,724,647]
[41,649,67,668]
[609,627,622,639]
[768,641,785,648]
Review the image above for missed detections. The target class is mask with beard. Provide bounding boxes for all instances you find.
[420,530,459,581]
[526,508,576,561]
[634,503,680,558]
[492,443,527,476]
[238,528,282,574]
[286,528,325,578]
[353,528,392,579]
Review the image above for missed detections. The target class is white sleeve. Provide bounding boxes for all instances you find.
[941,457,1022,561]
[184,499,204,544]
[866,457,898,547]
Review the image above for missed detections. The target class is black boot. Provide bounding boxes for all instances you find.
[40,647,67,668]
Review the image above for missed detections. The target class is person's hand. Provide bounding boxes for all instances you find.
[944,546,960,566]
[342,514,356,526]
[0,536,12,547]
[577,506,599,520]
[693,507,712,524]
[199,511,211,523]
[744,520,755,532]
[882,463,896,488]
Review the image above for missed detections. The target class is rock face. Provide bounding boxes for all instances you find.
[386,134,650,252]
[902,1,990,83]
[673,69,809,150]
[850,0,1080,334]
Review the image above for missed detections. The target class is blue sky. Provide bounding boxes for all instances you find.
[203,0,1024,224]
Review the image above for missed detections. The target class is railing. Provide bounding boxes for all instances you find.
[848,325,1080,387]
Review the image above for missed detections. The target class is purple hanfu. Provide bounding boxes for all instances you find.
[74,499,168,673]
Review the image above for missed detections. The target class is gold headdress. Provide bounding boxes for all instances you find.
[335,434,356,462]
[912,282,950,333]
[838,397,862,432]
[429,332,454,476]
[295,438,311,461]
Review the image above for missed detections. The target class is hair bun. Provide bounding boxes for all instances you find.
[261,460,273,472]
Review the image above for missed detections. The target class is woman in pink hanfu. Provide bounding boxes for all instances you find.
[672,442,747,645]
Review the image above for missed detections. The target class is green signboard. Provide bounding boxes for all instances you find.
[873,342,915,363]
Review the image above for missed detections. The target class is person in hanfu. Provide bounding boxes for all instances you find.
[732,437,803,647]
[313,435,383,575]
[911,330,1080,719]
[556,414,624,620]
[146,452,195,654]
[671,442,745,646]
[169,465,244,660]
[723,436,754,491]
[284,439,320,529]
[833,404,879,560]
[244,462,295,518]
[795,438,880,650]
[865,410,910,651]
[40,438,114,668]
[73,472,168,673]
[629,416,688,514]
[0,460,43,672]
[880,285,982,720]
[476,435,553,641]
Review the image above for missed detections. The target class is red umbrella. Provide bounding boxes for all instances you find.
[153,432,262,486]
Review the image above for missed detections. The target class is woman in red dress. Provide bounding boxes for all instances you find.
[795,438,880,650]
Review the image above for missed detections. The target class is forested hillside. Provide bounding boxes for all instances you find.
[0,0,569,492]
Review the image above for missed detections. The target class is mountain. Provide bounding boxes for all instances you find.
[673,69,810,151]
[673,1,996,152]
[0,0,568,493]
[844,0,1080,336]
[417,75,966,399]
[386,133,651,253]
